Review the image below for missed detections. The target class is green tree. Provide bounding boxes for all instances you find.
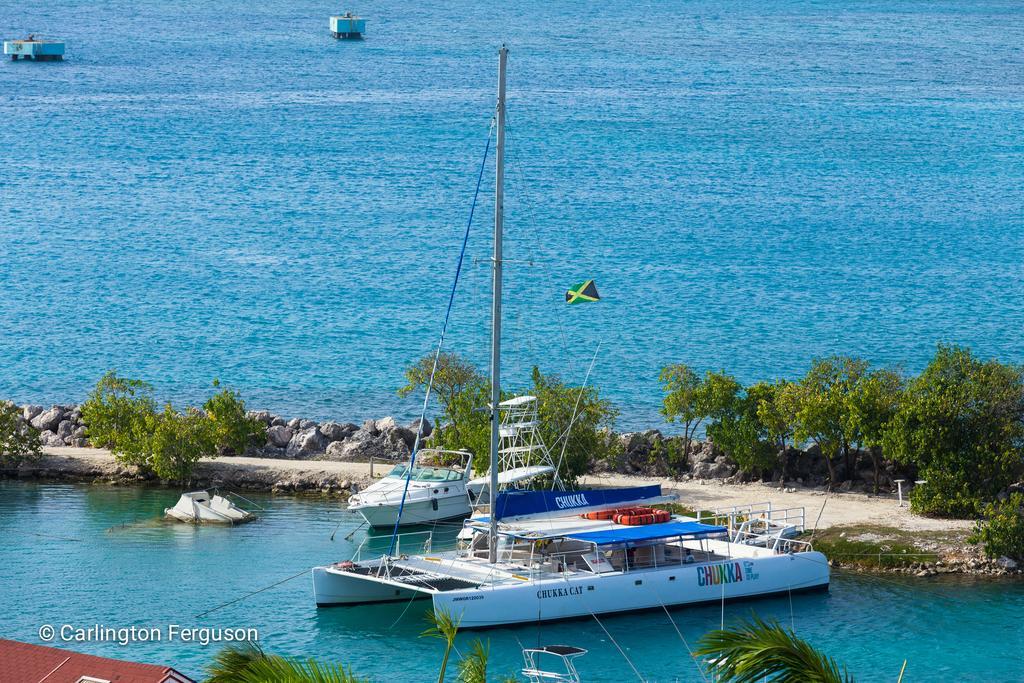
[81,371,157,461]
[660,365,738,466]
[707,381,778,477]
[696,615,854,683]
[531,366,618,486]
[969,493,1024,562]
[204,381,267,456]
[755,380,795,453]
[847,368,904,493]
[399,352,488,448]
[777,357,870,488]
[883,345,1024,517]
[0,401,42,467]
[403,354,616,485]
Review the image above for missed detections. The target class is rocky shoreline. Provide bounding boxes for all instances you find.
[10,402,916,495]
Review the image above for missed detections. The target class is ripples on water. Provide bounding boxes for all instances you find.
[1,482,1022,681]
[1,0,1023,429]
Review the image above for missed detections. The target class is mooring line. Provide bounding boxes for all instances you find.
[193,568,308,619]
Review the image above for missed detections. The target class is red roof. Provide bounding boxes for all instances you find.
[0,639,194,683]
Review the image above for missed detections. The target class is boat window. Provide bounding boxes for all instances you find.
[385,465,463,482]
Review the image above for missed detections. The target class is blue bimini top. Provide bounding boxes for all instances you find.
[565,521,728,546]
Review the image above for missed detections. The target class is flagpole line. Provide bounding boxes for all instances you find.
[387,118,495,557]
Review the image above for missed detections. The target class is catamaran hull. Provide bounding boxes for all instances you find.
[433,552,830,628]
[312,566,428,606]
[349,496,471,528]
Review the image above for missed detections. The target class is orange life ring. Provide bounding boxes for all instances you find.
[612,507,670,526]
[581,508,618,521]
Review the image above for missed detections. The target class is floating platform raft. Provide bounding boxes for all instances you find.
[4,38,65,61]
[330,13,365,39]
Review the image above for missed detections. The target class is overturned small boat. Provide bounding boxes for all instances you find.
[164,491,254,524]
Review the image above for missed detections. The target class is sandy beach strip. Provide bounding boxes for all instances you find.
[16,447,974,533]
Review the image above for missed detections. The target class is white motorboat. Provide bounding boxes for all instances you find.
[312,486,830,627]
[164,491,254,524]
[347,450,473,528]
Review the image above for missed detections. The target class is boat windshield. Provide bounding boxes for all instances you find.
[386,464,464,482]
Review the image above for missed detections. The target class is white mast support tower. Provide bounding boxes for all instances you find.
[488,45,508,564]
[471,396,563,506]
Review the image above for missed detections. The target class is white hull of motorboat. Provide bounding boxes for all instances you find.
[349,495,472,528]
[164,491,254,524]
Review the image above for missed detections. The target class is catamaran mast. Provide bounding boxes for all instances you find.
[489,45,507,564]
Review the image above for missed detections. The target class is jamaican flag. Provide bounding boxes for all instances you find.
[566,279,600,304]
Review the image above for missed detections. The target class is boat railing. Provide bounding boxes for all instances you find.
[694,502,806,536]
[730,526,814,553]
[351,530,433,564]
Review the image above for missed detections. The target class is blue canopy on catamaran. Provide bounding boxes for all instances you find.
[565,521,728,546]
[493,485,664,521]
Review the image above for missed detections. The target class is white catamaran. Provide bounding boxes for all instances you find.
[312,46,829,627]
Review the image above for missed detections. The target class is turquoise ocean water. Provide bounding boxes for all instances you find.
[1,0,1023,429]
[1,482,1023,681]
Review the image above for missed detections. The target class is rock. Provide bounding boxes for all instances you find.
[362,419,380,437]
[270,416,286,427]
[56,420,75,441]
[39,430,64,447]
[299,419,317,431]
[691,459,735,479]
[72,425,87,439]
[31,407,64,432]
[318,421,354,442]
[409,417,432,439]
[286,428,328,458]
[375,416,398,433]
[247,410,274,425]
[287,418,302,430]
[71,438,89,448]
[323,424,411,462]
[22,405,43,422]
[997,556,1018,570]
[267,425,294,449]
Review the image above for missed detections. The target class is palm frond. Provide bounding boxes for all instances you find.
[206,644,266,683]
[694,614,854,683]
[422,608,461,683]
[204,644,367,683]
[456,638,489,683]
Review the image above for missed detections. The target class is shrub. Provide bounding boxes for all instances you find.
[81,371,156,460]
[0,401,42,467]
[81,372,262,483]
[969,493,1024,562]
[884,345,1024,517]
[148,405,216,482]
[204,382,266,456]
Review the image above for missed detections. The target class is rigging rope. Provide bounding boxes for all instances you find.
[387,119,495,556]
